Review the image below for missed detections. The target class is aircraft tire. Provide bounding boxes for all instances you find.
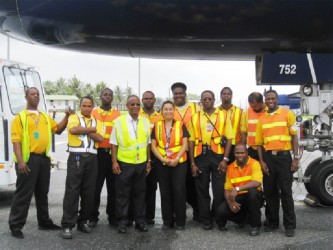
[310,160,333,206]
[304,157,322,194]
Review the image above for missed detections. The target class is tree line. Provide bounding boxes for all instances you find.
[43,76,200,107]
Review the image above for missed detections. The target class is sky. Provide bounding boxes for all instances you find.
[0,34,299,109]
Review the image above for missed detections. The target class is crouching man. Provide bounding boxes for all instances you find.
[216,143,263,236]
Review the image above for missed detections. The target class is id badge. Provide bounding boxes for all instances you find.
[33,131,39,139]
[206,124,213,132]
[166,149,173,157]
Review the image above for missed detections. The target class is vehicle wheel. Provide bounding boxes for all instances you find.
[310,160,333,206]
[304,157,321,193]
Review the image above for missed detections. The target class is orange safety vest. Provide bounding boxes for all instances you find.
[140,109,163,132]
[247,107,265,146]
[91,108,121,148]
[227,157,262,194]
[154,120,187,163]
[191,110,227,157]
[174,102,196,129]
[259,108,292,150]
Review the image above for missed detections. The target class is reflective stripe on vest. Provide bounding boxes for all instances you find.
[91,108,121,148]
[247,107,265,146]
[191,110,226,157]
[231,107,242,145]
[116,115,150,164]
[155,120,187,163]
[68,115,98,154]
[228,157,262,194]
[14,110,52,163]
[174,102,196,128]
[260,109,292,150]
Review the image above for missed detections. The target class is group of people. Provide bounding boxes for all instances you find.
[9,82,299,240]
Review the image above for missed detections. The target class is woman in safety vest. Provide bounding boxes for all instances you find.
[151,101,189,230]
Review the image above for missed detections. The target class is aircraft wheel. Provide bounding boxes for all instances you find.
[310,160,333,206]
[304,157,321,193]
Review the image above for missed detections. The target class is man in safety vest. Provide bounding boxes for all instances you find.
[219,87,242,164]
[61,96,103,239]
[110,95,151,234]
[171,82,200,221]
[90,88,121,228]
[256,89,299,237]
[140,90,162,224]
[240,92,267,161]
[216,143,263,236]
[189,90,233,230]
[9,87,72,239]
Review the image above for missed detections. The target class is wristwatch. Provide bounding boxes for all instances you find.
[294,155,301,159]
[223,156,229,162]
[235,187,240,192]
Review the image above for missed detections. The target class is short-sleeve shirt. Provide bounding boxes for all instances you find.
[11,110,57,154]
[224,157,263,190]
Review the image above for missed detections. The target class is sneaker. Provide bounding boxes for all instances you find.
[62,228,72,239]
[77,223,92,233]
[202,224,213,230]
[285,229,295,237]
[118,224,127,234]
[145,219,155,225]
[250,226,260,236]
[11,229,24,239]
[89,221,98,228]
[218,225,228,231]
[135,223,148,232]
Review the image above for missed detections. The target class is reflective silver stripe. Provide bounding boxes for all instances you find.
[68,147,97,154]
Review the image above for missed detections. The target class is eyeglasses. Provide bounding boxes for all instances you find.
[130,103,141,107]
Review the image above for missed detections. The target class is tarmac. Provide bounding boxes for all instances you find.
[0,133,332,250]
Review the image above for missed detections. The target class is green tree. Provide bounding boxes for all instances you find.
[67,75,84,99]
[114,85,124,104]
[43,80,57,95]
[124,86,134,98]
[187,93,200,101]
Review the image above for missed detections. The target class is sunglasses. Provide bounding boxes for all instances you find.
[130,103,141,107]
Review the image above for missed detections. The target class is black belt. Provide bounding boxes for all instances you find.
[30,152,46,156]
[267,150,290,156]
[98,148,111,153]
[69,152,91,157]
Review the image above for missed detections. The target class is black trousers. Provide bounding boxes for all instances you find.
[146,159,158,221]
[115,162,146,226]
[9,154,53,230]
[185,154,198,212]
[156,161,187,227]
[91,149,116,223]
[61,153,98,228]
[194,150,225,225]
[263,151,296,229]
[216,188,264,227]
[228,145,236,165]
[248,147,259,161]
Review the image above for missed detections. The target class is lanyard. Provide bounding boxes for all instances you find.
[164,120,174,149]
[30,113,41,129]
[131,119,138,140]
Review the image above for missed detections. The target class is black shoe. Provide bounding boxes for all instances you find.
[77,223,92,233]
[11,229,24,239]
[118,225,127,234]
[176,225,185,230]
[235,223,245,229]
[285,229,295,237]
[62,228,73,239]
[135,223,148,232]
[108,220,117,227]
[89,221,97,228]
[250,227,260,236]
[127,220,134,227]
[162,225,172,230]
[218,225,228,231]
[264,225,279,232]
[38,223,62,230]
[202,224,213,230]
[193,208,201,222]
[146,219,155,225]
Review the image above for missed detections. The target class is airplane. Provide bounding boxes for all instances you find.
[0,0,333,206]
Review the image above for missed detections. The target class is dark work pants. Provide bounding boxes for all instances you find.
[247,147,259,161]
[115,162,146,226]
[91,149,116,223]
[194,150,225,225]
[216,188,263,227]
[185,154,198,212]
[263,151,296,229]
[9,154,52,230]
[156,161,187,227]
[228,145,236,165]
[61,153,97,228]
[146,160,158,221]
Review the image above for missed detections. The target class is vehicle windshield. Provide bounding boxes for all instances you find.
[3,66,46,115]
